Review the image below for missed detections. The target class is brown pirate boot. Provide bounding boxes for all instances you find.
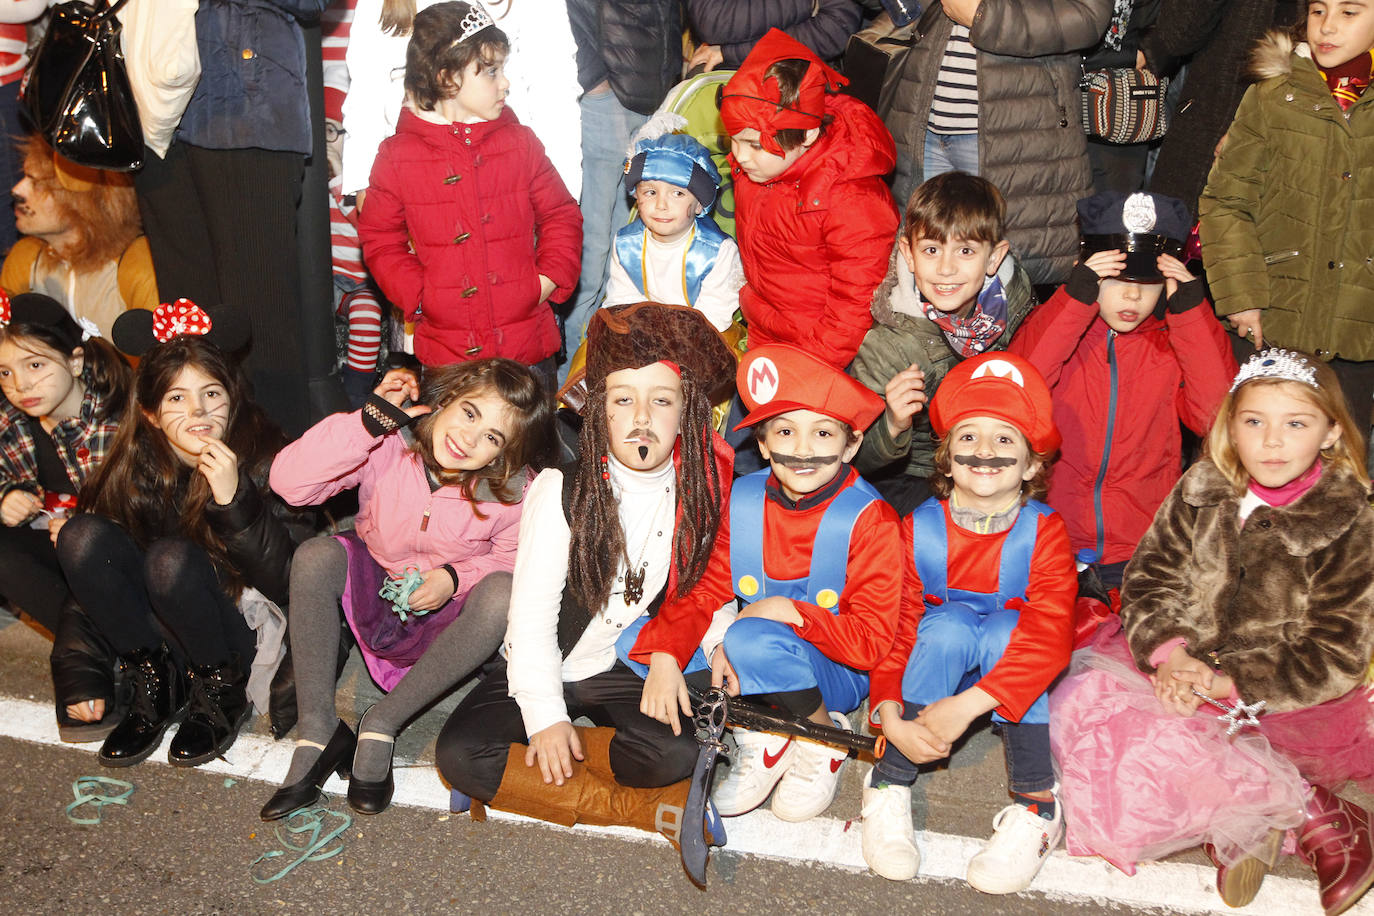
[479,727,693,846]
[1298,784,1374,916]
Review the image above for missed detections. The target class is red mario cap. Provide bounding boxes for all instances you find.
[735,344,884,432]
[929,352,1061,454]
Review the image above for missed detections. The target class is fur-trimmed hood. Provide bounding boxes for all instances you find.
[1250,29,1309,82]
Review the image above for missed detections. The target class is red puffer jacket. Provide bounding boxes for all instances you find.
[359,107,582,366]
[1009,280,1236,565]
[731,93,898,368]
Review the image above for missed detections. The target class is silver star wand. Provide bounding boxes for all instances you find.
[1192,688,1266,736]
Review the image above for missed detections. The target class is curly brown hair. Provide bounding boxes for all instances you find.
[19,135,140,272]
[404,2,510,111]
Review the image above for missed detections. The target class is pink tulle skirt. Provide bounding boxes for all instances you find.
[1050,619,1374,874]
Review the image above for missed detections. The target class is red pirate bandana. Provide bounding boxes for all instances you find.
[151,298,213,343]
[720,29,847,157]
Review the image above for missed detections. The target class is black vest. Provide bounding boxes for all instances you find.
[555,462,666,658]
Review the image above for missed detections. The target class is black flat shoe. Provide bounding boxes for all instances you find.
[347,721,395,816]
[260,720,356,821]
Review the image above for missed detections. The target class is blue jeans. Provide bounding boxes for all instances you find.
[922,129,980,182]
[722,617,869,715]
[559,87,649,383]
[873,699,1054,794]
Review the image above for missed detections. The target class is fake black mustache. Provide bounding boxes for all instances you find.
[954,455,1018,469]
[625,428,658,461]
[770,452,840,470]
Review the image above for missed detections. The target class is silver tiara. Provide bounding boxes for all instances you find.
[458,3,495,43]
[1230,348,1319,392]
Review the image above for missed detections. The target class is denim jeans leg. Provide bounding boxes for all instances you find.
[1000,722,1055,794]
[873,700,925,786]
[922,129,980,182]
[559,89,649,383]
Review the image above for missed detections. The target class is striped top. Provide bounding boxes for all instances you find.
[0,24,27,87]
[927,25,978,135]
[329,176,367,283]
[321,0,355,123]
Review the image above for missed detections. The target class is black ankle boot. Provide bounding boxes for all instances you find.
[99,645,185,767]
[168,657,251,767]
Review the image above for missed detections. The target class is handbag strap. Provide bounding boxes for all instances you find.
[89,0,133,26]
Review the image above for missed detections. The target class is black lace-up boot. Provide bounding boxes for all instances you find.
[168,656,251,767]
[98,645,185,767]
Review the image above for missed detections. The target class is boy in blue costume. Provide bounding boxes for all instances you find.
[603,126,743,334]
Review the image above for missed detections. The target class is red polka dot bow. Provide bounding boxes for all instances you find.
[0,289,11,327]
[150,298,213,342]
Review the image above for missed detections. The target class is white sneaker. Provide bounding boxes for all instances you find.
[861,770,920,880]
[712,728,795,816]
[965,797,1064,895]
[770,711,851,823]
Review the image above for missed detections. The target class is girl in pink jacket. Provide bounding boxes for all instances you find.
[262,358,553,819]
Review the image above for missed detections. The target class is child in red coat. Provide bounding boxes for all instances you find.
[358,2,581,387]
[1009,191,1235,586]
[720,29,899,369]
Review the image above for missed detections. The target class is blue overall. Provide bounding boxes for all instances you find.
[716,470,881,714]
[900,497,1053,726]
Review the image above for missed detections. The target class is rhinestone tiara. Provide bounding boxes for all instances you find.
[458,3,495,44]
[1229,348,1320,392]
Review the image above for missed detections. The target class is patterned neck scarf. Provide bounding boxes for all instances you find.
[1321,50,1373,111]
[920,274,1008,358]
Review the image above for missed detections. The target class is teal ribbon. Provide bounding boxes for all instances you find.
[66,776,134,825]
[250,803,352,884]
[378,566,426,622]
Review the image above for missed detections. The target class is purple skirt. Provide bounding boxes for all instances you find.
[336,531,466,692]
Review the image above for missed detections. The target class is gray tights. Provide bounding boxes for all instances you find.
[282,534,511,785]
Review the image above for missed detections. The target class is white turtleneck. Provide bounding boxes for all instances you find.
[504,456,676,738]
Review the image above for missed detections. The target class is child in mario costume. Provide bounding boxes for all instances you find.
[638,343,902,823]
[863,352,1076,894]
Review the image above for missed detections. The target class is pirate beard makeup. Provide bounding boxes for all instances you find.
[605,363,683,472]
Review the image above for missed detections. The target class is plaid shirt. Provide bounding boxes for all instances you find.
[0,385,121,503]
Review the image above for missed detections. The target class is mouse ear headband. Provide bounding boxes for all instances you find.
[0,291,98,349]
[111,299,251,357]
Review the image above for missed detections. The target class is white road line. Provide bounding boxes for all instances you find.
[3,696,1358,915]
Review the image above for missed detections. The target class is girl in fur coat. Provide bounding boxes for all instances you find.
[1050,349,1374,916]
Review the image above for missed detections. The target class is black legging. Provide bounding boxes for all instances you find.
[0,523,68,632]
[56,513,255,667]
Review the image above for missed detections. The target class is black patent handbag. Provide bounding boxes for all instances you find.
[19,0,143,171]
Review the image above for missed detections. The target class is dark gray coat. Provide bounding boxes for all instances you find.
[883,0,1112,285]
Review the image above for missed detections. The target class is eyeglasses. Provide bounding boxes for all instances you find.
[324,123,346,143]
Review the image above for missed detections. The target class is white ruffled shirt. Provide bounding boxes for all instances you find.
[503,456,733,737]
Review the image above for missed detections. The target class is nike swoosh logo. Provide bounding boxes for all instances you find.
[762,739,792,768]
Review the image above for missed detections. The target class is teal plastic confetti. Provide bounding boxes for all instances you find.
[66,776,134,825]
[250,802,352,884]
[378,566,426,622]
[223,778,237,788]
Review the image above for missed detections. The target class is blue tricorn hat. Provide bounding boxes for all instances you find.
[1077,191,1190,282]
[622,132,721,211]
